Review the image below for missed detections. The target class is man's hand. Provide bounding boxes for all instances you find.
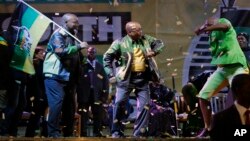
[195,23,208,35]
[146,50,156,58]
[79,42,89,49]
[109,76,116,84]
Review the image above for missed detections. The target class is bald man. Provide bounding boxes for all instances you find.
[43,13,88,137]
[103,21,164,138]
[195,17,249,137]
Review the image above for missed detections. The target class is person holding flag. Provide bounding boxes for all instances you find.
[1,0,51,136]
[43,13,88,138]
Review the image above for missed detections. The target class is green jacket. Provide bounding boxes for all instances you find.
[103,34,164,87]
[210,18,248,69]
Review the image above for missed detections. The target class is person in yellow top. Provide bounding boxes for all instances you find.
[103,21,164,138]
[195,17,249,137]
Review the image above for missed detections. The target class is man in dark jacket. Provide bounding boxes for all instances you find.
[77,46,109,137]
[210,74,250,141]
[43,13,88,137]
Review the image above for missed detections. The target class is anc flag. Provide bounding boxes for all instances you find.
[0,36,8,46]
[8,1,51,74]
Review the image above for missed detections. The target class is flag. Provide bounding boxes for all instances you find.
[8,0,51,75]
[0,36,8,46]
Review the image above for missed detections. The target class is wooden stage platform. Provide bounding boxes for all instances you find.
[0,137,210,141]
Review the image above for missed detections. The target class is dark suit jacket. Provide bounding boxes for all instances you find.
[77,59,109,104]
[210,105,250,141]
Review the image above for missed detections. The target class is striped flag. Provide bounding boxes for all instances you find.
[8,0,51,74]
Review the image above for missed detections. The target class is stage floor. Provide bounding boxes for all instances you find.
[0,137,210,141]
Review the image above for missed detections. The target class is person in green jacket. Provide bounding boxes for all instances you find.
[103,21,164,138]
[195,17,249,137]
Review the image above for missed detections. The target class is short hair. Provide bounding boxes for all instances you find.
[61,13,78,24]
[237,32,249,42]
[231,73,250,97]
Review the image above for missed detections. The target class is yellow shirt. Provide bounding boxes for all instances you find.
[131,47,146,72]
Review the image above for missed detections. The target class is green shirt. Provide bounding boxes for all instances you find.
[210,18,248,69]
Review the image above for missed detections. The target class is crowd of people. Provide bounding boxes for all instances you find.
[0,12,250,140]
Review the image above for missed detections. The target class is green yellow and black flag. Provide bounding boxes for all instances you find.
[8,0,51,74]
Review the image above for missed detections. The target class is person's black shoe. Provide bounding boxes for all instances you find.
[111,131,124,138]
[196,128,210,137]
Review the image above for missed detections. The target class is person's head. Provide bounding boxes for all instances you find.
[205,17,218,27]
[87,46,97,61]
[62,13,79,33]
[34,46,45,61]
[237,32,249,49]
[182,83,198,106]
[231,73,250,108]
[125,21,142,41]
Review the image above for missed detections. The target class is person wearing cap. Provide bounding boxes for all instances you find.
[43,13,88,138]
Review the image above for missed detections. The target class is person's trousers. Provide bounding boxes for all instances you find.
[112,82,150,137]
[45,78,76,137]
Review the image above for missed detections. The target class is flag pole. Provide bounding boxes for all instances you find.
[17,0,83,43]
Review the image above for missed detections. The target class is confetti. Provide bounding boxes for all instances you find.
[89,8,93,13]
[104,18,109,23]
[212,8,217,13]
[176,21,182,25]
[30,96,35,101]
[113,119,118,123]
[207,106,210,109]
[144,105,149,110]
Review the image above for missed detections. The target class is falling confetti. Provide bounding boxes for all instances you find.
[89,8,93,13]
[94,101,101,105]
[30,96,35,101]
[113,0,119,6]
[140,128,146,133]
[104,18,109,23]
[176,21,182,26]
[201,64,204,68]
[155,23,160,28]
[144,105,149,110]
[182,52,189,56]
[212,8,217,13]
[172,73,177,76]
[113,119,118,123]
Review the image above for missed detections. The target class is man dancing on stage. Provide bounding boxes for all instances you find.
[194,17,249,137]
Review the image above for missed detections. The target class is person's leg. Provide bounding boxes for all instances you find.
[111,86,130,137]
[77,103,89,136]
[61,87,76,137]
[133,83,150,137]
[92,102,104,137]
[197,68,228,137]
[45,79,65,137]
